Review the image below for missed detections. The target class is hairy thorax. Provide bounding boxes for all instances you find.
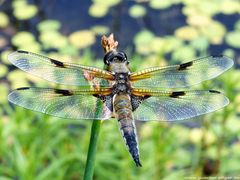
[109,62,132,95]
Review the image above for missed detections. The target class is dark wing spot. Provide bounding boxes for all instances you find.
[50,59,65,68]
[16,87,30,90]
[93,94,101,98]
[169,91,186,98]
[17,50,29,54]
[211,55,223,58]
[54,89,73,96]
[131,95,150,111]
[177,61,193,71]
[209,90,221,94]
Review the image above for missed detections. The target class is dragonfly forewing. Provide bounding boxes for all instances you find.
[130,55,234,88]
[8,50,114,87]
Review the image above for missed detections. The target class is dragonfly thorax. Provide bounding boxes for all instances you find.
[112,72,131,94]
[114,72,129,81]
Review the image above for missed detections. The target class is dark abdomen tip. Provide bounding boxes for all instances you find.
[134,157,142,167]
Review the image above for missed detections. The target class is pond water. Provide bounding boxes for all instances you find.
[34,0,239,57]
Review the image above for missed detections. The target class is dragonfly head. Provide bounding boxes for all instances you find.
[103,50,128,65]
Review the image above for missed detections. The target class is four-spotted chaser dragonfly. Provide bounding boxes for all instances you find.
[8,50,233,167]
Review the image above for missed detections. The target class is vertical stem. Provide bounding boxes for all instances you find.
[83,34,118,180]
[83,101,103,180]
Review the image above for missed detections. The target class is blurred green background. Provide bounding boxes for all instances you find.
[0,0,240,179]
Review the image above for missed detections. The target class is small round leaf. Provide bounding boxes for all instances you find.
[0,12,9,28]
[69,30,95,49]
[129,5,146,18]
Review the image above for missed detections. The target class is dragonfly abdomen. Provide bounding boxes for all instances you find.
[113,94,142,167]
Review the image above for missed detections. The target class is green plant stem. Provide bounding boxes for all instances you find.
[83,101,103,180]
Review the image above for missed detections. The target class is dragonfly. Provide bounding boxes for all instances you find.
[8,50,233,167]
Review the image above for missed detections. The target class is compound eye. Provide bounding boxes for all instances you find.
[103,51,114,65]
[117,51,127,61]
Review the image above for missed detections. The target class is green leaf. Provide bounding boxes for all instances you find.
[8,70,29,89]
[164,36,183,52]
[12,0,27,8]
[172,45,196,61]
[11,31,40,51]
[221,157,240,174]
[0,12,9,28]
[91,25,109,35]
[163,171,185,180]
[226,117,240,134]
[226,31,240,48]
[69,30,95,49]
[0,64,7,78]
[134,30,155,54]
[37,154,82,180]
[235,20,240,31]
[150,37,166,53]
[89,3,109,18]
[220,0,240,14]
[13,4,38,20]
[200,21,226,44]
[37,20,61,32]
[190,37,209,51]
[11,31,35,47]
[197,1,220,16]
[1,50,12,64]
[18,42,41,52]
[129,5,146,18]
[0,80,8,103]
[59,45,78,56]
[134,30,155,45]
[223,49,235,58]
[149,0,172,9]
[40,31,68,48]
[187,14,212,27]
[175,26,199,41]
[93,0,121,7]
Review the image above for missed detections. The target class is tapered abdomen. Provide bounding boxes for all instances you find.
[113,94,142,167]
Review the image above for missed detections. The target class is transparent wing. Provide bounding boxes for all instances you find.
[8,87,112,120]
[8,51,113,87]
[130,56,233,88]
[132,89,229,121]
